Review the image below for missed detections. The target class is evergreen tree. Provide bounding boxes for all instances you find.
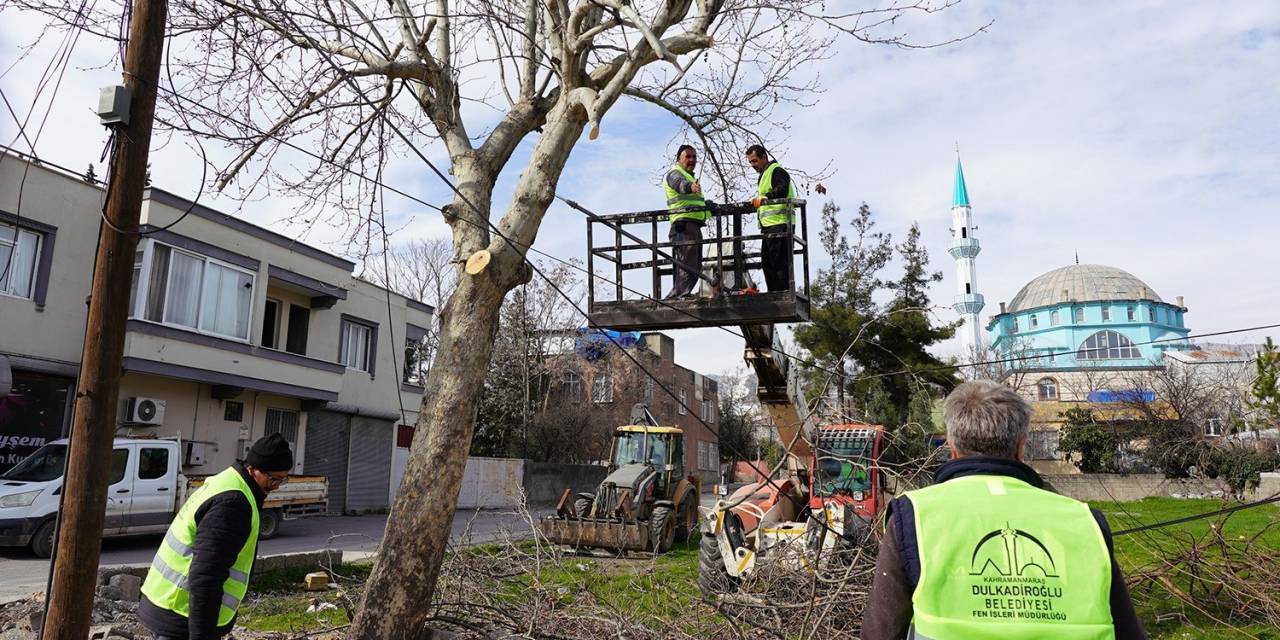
[794,201,891,412]
[907,386,935,432]
[795,203,960,420]
[83,163,97,184]
[1246,337,1280,429]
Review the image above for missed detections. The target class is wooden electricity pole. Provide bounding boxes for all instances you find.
[41,0,167,636]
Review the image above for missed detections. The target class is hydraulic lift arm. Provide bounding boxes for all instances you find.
[741,323,812,469]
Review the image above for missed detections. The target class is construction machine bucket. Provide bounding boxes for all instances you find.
[538,517,652,552]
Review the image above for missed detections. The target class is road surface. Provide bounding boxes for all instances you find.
[0,508,549,604]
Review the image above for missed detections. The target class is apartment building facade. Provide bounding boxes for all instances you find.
[0,152,432,512]
[550,331,722,483]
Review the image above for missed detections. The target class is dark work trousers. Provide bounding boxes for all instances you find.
[666,220,704,298]
[761,225,792,292]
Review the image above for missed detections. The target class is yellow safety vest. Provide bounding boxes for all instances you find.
[757,162,796,228]
[665,164,709,223]
[906,474,1114,639]
[141,467,260,627]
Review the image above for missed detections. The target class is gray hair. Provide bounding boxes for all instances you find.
[943,380,1032,459]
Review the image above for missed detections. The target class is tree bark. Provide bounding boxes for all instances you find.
[349,268,507,640]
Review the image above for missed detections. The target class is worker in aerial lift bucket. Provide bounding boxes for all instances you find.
[745,144,796,292]
[664,144,712,298]
[862,381,1146,640]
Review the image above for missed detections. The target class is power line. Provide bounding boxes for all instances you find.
[117,68,1279,397]
[1113,492,1280,537]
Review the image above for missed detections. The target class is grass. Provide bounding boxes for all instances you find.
[1092,497,1280,640]
[238,562,371,633]
[238,498,1280,638]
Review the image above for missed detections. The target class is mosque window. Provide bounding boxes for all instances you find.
[1037,378,1058,401]
[1149,307,1156,322]
[961,227,967,239]
[1101,307,1111,322]
[1074,308,1084,324]
[1127,306,1136,322]
[1012,317,1019,333]
[1050,310,1059,326]
[1077,330,1141,360]
[1030,315,1038,329]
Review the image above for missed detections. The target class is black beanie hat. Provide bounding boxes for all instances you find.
[245,433,293,472]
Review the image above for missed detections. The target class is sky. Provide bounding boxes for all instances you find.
[2,1,1278,378]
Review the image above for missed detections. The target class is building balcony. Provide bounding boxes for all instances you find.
[949,237,981,260]
[953,293,986,315]
[123,320,343,402]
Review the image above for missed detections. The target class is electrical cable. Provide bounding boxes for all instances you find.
[112,68,1280,389]
[267,23,863,545]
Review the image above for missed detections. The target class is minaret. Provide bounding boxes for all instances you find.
[948,154,985,357]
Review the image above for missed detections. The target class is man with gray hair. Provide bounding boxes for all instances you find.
[862,380,1145,639]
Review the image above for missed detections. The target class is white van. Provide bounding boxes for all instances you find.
[0,438,327,557]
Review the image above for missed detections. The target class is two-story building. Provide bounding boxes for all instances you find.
[0,151,433,512]
[549,330,722,483]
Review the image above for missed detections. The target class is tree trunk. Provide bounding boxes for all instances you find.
[349,258,508,639]
[349,104,589,640]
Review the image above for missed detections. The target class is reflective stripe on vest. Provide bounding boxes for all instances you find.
[665,164,709,223]
[906,475,1115,640]
[140,467,260,627]
[757,162,796,228]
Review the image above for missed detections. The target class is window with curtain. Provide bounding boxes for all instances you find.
[340,319,374,372]
[0,222,41,299]
[678,389,688,414]
[564,371,582,403]
[131,241,255,340]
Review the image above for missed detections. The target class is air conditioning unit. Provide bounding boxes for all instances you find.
[124,397,166,425]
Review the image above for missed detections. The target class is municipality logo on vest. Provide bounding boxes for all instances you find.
[969,524,1059,578]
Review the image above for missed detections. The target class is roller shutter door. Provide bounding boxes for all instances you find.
[345,416,393,513]
[304,410,350,515]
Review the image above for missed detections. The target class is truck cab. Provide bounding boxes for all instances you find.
[0,438,181,557]
[0,437,328,557]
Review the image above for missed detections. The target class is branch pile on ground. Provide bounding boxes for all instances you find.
[1124,512,1280,629]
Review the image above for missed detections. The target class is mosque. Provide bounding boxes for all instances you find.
[946,156,1196,449]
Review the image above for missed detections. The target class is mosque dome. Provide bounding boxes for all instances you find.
[1006,264,1162,313]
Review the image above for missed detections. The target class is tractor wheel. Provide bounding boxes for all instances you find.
[573,497,594,519]
[674,493,698,543]
[650,505,676,553]
[697,530,738,597]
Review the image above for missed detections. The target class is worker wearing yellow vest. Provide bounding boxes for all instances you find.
[745,144,795,291]
[863,381,1146,640]
[139,434,293,640]
[664,144,712,298]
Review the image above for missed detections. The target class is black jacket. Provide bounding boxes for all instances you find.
[139,462,265,640]
[861,457,1146,639]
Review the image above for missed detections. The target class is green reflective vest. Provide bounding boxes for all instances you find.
[906,474,1114,640]
[141,467,260,627]
[756,161,796,228]
[665,164,709,223]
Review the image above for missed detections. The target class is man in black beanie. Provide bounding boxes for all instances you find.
[139,434,293,640]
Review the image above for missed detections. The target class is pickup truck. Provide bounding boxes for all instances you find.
[0,437,327,557]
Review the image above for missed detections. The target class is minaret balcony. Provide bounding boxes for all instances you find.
[953,293,986,315]
[949,237,981,259]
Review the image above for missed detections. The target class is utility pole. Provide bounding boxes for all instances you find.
[41,0,166,636]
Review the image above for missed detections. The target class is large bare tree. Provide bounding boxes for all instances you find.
[4,0,980,635]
